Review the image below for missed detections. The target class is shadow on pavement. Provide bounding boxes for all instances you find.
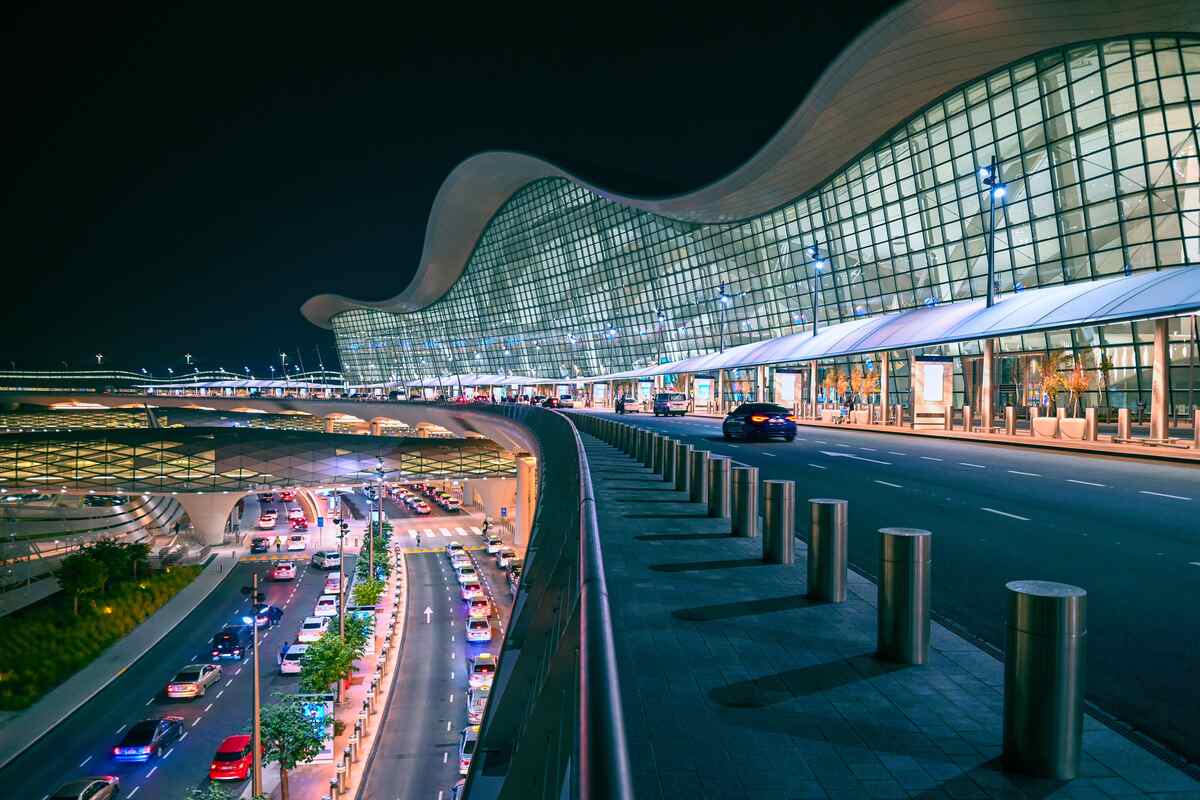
[672,593,823,621]
[635,532,733,542]
[710,654,909,708]
[625,511,709,519]
[649,557,766,572]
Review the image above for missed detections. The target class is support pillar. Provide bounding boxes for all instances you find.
[175,492,245,545]
[368,419,384,437]
[756,365,766,402]
[809,361,818,418]
[324,417,336,434]
[514,454,537,548]
[879,352,890,425]
[1150,317,1171,441]
[717,370,725,414]
[981,339,995,433]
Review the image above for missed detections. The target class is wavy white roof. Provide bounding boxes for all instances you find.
[303,0,1200,329]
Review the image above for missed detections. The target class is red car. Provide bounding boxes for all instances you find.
[209,734,253,781]
[290,518,308,532]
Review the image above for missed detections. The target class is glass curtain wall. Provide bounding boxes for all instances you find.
[333,36,1200,411]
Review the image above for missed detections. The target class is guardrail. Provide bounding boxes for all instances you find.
[461,404,633,800]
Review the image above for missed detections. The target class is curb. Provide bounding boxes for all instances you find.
[0,551,234,771]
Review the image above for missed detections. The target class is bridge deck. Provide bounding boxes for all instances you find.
[582,433,1198,799]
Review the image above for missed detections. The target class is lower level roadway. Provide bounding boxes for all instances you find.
[582,410,1200,764]
[361,546,514,800]
[0,554,344,798]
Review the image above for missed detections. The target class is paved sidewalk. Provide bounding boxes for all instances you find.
[0,547,242,769]
[582,432,1200,799]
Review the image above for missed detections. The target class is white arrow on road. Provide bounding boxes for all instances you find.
[424,606,433,624]
[818,450,892,466]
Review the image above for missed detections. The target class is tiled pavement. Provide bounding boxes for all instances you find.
[582,433,1200,799]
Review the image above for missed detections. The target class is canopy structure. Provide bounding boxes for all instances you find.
[590,266,1200,381]
[140,379,339,390]
[405,374,565,389]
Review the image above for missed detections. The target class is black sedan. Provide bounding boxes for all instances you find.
[112,716,184,762]
[250,537,270,554]
[721,403,797,442]
[249,603,284,627]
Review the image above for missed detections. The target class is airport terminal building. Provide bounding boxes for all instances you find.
[304,2,1200,415]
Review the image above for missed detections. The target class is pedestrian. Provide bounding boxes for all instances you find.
[274,536,282,552]
[279,640,289,664]
[416,531,422,547]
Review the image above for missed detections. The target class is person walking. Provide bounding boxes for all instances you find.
[274,535,282,552]
[279,640,289,666]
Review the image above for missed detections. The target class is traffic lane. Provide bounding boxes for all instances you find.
[583,411,1200,760]
[360,552,459,800]
[0,563,253,798]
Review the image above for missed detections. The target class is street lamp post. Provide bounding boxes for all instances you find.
[806,244,830,337]
[250,571,263,796]
[979,155,1007,308]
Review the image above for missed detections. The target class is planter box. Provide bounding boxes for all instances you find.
[1032,417,1060,438]
[1060,418,1087,440]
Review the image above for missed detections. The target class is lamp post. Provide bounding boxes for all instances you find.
[806,244,830,337]
[979,155,1008,308]
[184,353,193,366]
[246,571,264,796]
[337,521,348,640]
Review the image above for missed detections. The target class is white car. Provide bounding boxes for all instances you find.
[297,616,329,643]
[314,595,339,617]
[324,574,342,595]
[460,581,483,601]
[468,653,496,689]
[286,535,306,552]
[450,552,472,569]
[467,597,493,620]
[455,565,478,585]
[484,534,503,554]
[558,395,575,408]
[458,725,480,776]
[467,684,490,725]
[496,548,517,568]
[279,643,308,674]
[466,618,492,643]
[311,551,340,570]
[445,541,464,558]
[270,561,296,581]
[257,514,276,530]
[287,507,305,521]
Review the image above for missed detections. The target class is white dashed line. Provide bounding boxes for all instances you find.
[981,507,1030,521]
[858,447,878,452]
[449,693,454,703]
[1007,470,1041,477]
[115,724,127,734]
[443,752,449,764]
[127,788,140,798]
[226,679,234,687]
[762,452,777,457]
[79,756,92,767]
[920,456,943,462]
[203,703,213,712]
[886,451,907,456]
[216,690,224,699]
[192,717,202,727]
[145,698,154,706]
[807,464,827,470]
[1139,490,1191,501]
[446,720,452,731]
[163,747,173,759]
[1066,479,1106,487]
[959,462,987,469]
[874,480,903,488]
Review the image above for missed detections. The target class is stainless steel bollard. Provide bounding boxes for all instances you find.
[642,430,656,467]
[1084,407,1096,440]
[707,456,731,519]
[1005,406,1016,435]
[807,498,848,602]
[1195,410,1200,449]
[877,527,931,664]
[731,465,759,537]
[662,438,676,483]
[962,406,973,433]
[1003,580,1087,780]
[944,406,953,431]
[652,434,666,474]
[762,480,795,564]
[1117,407,1131,440]
[636,428,648,464]
[688,449,710,505]
[674,442,692,494]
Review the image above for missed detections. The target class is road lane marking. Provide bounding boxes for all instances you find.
[163,747,173,759]
[1008,470,1041,477]
[79,756,92,767]
[127,788,139,798]
[226,679,234,687]
[1066,479,1105,487]
[216,690,224,698]
[115,724,127,734]
[820,450,891,465]
[762,452,777,457]
[189,654,197,662]
[981,507,1029,521]
[145,698,154,706]
[807,464,827,470]
[447,720,452,731]
[204,703,213,712]
[449,693,454,703]
[920,456,943,462]
[443,752,449,764]
[1139,490,1191,501]
[887,451,907,456]
[192,717,202,726]
[874,480,903,488]
[959,462,987,469]
[858,447,878,452]
[179,731,187,742]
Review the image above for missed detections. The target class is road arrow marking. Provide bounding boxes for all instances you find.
[818,450,891,465]
[424,606,433,624]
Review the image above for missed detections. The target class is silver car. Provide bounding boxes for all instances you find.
[49,776,119,799]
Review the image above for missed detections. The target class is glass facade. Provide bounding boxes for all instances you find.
[332,36,1200,410]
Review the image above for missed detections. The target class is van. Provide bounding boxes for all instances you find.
[458,725,480,775]
[311,550,341,570]
[653,392,689,416]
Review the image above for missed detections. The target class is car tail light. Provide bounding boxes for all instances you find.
[749,415,769,422]
[786,415,797,421]
[114,746,121,754]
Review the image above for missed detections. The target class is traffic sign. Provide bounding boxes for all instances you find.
[317,516,325,528]
[500,506,508,519]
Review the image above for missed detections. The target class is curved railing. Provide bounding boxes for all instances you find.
[461,404,633,800]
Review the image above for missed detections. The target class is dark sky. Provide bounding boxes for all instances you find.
[2,3,898,374]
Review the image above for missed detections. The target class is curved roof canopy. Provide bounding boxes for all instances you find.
[591,266,1200,380]
[302,0,1200,328]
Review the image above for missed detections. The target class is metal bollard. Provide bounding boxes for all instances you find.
[674,442,692,494]
[807,498,847,602]
[894,404,903,427]
[349,733,360,763]
[640,430,654,467]
[330,778,340,798]
[1005,406,1016,435]
[962,406,973,433]
[1003,580,1087,780]
[730,465,759,537]
[877,528,931,664]
[651,433,665,474]
[336,759,348,793]
[1117,407,1131,440]
[633,428,644,462]
[688,449,710,505]
[1195,410,1200,449]
[707,456,731,519]
[943,406,953,430]
[662,438,676,484]
[1084,407,1096,440]
[762,480,795,563]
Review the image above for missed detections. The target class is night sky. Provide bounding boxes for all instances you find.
[2,3,898,374]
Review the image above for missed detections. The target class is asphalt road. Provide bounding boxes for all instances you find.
[361,533,514,800]
[580,410,1200,764]
[0,509,350,798]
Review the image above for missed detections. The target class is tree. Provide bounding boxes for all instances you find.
[352,577,384,607]
[260,698,326,800]
[84,539,127,591]
[183,784,234,800]
[126,542,151,581]
[55,552,108,616]
[1066,364,1091,417]
[342,613,373,661]
[299,630,354,695]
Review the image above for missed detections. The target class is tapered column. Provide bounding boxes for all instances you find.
[756,366,766,402]
[175,492,244,545]
[809,362,818,418]
[1150,318,1171,441]
[879,353,889,425]
[981,339,995,433]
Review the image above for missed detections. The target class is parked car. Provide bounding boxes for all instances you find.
[324,573,342,594]
[653,392,689,416]
[113,717,183,761]
[314,594,339,617]
[311,551,340,570]
[507,562,523,593]
[496,548,517,568]
[297,615,330,643]
[279,643,308,674]
[460,581,483,600]
[445,541,465,558]
[211,625,254,660]
[166,663,221,698]
[287,534,306,551]
[48,777,120,800]
[467,597,493,619]
[722,403,797,442]
[458,725,480,775]
[466,684,490,725]
[209,734,253,781]
[465,618,492,643]
[484,534,503,554]
[455,565,478,585]
[468,652,497,689]
[270,561,296,581]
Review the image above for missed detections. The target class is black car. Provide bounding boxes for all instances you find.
[211,624,254,660]
[250,603,284,627]
[250,537,270,554]
[113,716,184,761]
[722,403,798,442]
[506,562,523,593]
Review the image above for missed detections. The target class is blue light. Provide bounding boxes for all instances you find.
[978,166,992,181]
[241,615,254,625]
